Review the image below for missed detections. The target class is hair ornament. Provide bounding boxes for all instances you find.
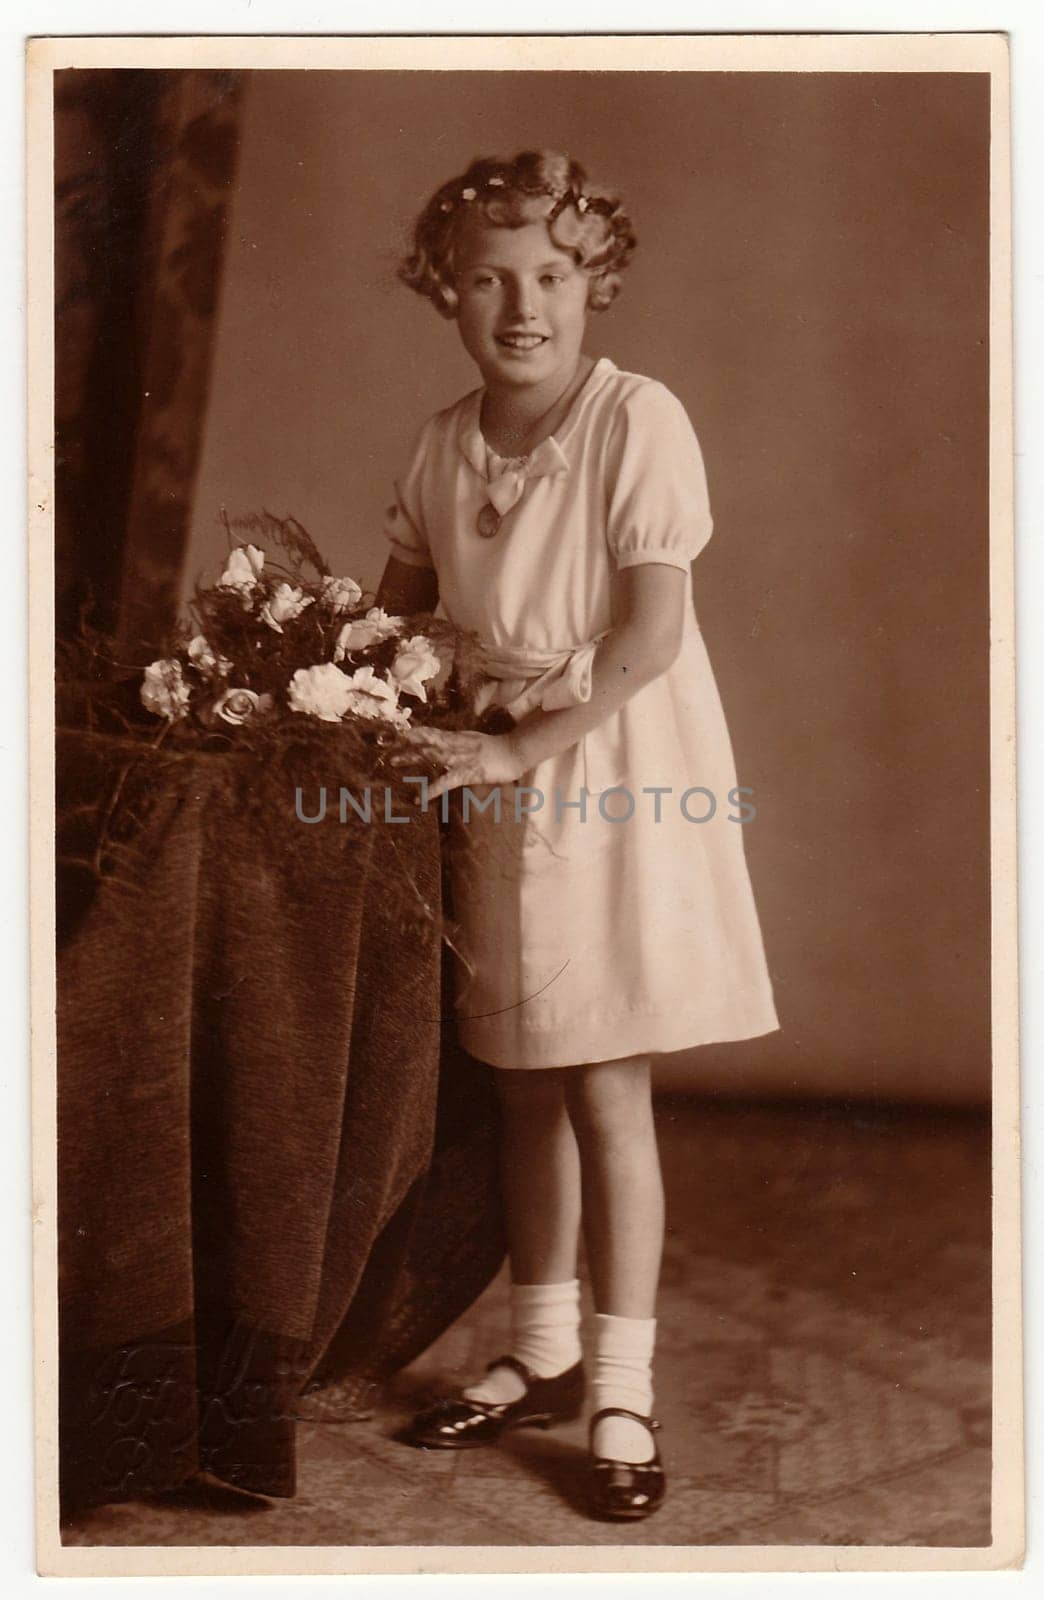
[437,174,595,215]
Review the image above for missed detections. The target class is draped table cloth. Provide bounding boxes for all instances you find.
[56,717,505,1516]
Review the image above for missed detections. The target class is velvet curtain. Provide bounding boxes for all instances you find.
[55,67,242,652]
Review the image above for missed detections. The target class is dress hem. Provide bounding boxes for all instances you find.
[457,1002,781,1071]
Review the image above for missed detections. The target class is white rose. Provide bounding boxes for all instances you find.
[218,544,265,590]
[333,606,403,661]
[140,658,191,721]
[260,582,315,634]
[187,634,232,677]
[341,665,411,729]
[211,687,273,726]
[389,634,441,702]
[287,663,355,722]
[319,575,363,614]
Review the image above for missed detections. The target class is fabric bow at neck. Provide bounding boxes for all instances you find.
[483,438,570,512]
[459,414,571,511]
[484,457,530,517]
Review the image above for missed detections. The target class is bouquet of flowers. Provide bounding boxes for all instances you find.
[57,516,488,926]
[138,515,474,740]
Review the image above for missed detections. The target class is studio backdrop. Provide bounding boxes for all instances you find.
[58,67,991,1106]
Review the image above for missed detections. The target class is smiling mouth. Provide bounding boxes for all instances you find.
[496,333,549,351]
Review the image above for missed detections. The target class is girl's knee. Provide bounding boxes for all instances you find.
[564,1056,653,1136]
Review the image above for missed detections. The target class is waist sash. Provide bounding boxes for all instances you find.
[476,633,608,721]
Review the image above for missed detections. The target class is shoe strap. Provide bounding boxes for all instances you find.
[590,1405,662,1432]
[484,1353,536,1384]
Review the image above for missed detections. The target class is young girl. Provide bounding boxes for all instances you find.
[376,151,779,1521]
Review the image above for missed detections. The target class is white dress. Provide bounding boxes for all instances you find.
[384,357,779,1069]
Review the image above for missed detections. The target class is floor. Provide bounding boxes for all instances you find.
[62,1098,992,1549]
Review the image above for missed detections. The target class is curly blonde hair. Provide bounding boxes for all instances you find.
[399,150,636,318]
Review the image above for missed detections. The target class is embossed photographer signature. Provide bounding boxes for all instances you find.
[80,1326,328,1496]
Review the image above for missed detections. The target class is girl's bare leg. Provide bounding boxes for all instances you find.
[565,1056,665,1461]
[463,1065,584,1403]
[495,1065,582,1280]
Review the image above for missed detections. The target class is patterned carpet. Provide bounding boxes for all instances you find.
[62,1098,991,1548]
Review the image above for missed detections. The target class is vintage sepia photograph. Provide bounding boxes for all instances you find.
[29,31,1020,1576]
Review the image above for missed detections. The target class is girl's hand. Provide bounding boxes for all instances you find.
[394,727,528,801]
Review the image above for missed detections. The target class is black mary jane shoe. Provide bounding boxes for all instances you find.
[403,1354,586,1450]
[588,1406,666,1520]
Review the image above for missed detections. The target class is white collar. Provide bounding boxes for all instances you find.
[457,356,617,480]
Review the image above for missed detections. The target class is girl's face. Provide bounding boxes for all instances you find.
[452,220,589,394]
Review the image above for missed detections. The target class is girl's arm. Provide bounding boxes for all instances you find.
[376,553,440,616]
[398,562,688,798]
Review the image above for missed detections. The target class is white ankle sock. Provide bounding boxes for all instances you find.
[591,1312,658,1464]
[463,1278,582,1405]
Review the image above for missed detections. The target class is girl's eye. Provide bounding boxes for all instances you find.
[541,274,565,286]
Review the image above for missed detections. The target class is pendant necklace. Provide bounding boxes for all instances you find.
[476,500,506,538]
[476,361,592,539]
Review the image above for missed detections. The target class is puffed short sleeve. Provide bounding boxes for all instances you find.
[382,418,437,569]
[605,380,714,571]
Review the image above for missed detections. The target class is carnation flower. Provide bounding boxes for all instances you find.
[140,658,191,721]
[333,606,403,660]
[260,582,315,633]
[389,634,441,702]
[319,575,364,614]
[187,634,232,677]
[218,544,265,590]
[341,665,412,729]
[287,663,356,723]
[211,687,273,726]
